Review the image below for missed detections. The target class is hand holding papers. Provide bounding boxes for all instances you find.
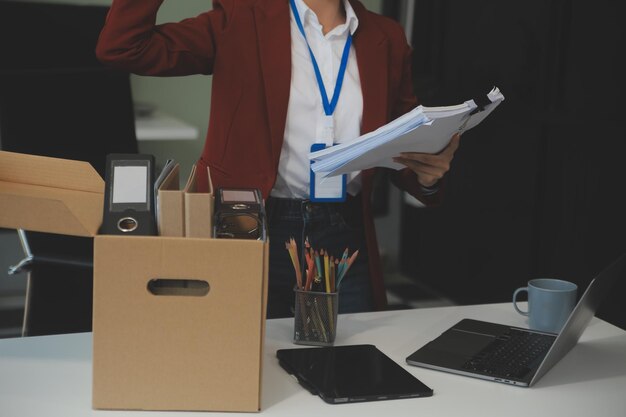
[309,87,505,177]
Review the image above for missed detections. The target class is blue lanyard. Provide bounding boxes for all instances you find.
[290,0,352,117]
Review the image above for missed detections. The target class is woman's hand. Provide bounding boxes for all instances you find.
[392,133,461,187]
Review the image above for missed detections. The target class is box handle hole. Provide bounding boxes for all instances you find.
[147,279,210,296]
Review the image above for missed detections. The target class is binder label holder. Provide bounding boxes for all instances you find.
[100,154,157,236]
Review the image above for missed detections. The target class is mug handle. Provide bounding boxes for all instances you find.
[513,287,529,316]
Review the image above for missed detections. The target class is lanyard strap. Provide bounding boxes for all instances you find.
[290,0,352,117]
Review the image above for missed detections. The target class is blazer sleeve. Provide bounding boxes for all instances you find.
[95,0,232,76]
[387,34,445,207]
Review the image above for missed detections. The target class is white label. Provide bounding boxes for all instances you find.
[112,166,147,203]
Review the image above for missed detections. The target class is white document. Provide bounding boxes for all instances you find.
[309,87,505,177]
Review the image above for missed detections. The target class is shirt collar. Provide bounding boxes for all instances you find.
[293,0,359,37]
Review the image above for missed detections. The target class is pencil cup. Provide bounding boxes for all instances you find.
[293,289,338,346]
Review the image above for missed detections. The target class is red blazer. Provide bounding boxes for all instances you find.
[97,0,442,310]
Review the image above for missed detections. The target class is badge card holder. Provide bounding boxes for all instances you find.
[310,143,347,203]
[100,153,157,235]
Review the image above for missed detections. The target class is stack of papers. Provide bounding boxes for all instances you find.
[310,87,505,177]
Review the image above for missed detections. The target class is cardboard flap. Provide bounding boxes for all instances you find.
[0,151,104,237]
[0,150,103,192]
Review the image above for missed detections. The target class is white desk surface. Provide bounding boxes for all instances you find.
[135,111,199,141]
[1,303,625,417]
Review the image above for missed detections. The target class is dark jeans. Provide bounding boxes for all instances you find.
[265,195,373,319]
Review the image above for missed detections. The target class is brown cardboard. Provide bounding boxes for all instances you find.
[0,150,103,237]
[183,163,214,238]
[156,163,185,237]
[0,151,269,412]
[92,235,268,412]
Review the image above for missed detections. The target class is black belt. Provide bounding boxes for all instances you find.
[265,195,362,223]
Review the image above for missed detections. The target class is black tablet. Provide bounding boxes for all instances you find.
[276,344,433,404]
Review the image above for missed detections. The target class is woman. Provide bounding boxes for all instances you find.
[96,0,460,318]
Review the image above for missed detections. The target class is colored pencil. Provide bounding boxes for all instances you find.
[337,249,358,289]
[285,238,303,289]
[323,249,330,293]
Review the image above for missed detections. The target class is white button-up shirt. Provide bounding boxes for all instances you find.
[270,0,363,199]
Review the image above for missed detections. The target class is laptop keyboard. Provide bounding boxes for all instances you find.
[461,328,554,380]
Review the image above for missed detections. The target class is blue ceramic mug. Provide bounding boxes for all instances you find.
[513,278,578,334]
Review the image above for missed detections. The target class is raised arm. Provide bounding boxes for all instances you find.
[96,0,232,76]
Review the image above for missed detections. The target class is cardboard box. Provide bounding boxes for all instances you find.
[0,151,268,412]
[92,235,268,411]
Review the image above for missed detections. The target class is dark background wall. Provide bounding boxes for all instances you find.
[0,1,139,336]
[0,0,138,176]
[384,1,626,329]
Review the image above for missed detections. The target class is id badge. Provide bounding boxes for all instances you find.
[310,143,347,202]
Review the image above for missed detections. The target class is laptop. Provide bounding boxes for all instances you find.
[406,253,625,387]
